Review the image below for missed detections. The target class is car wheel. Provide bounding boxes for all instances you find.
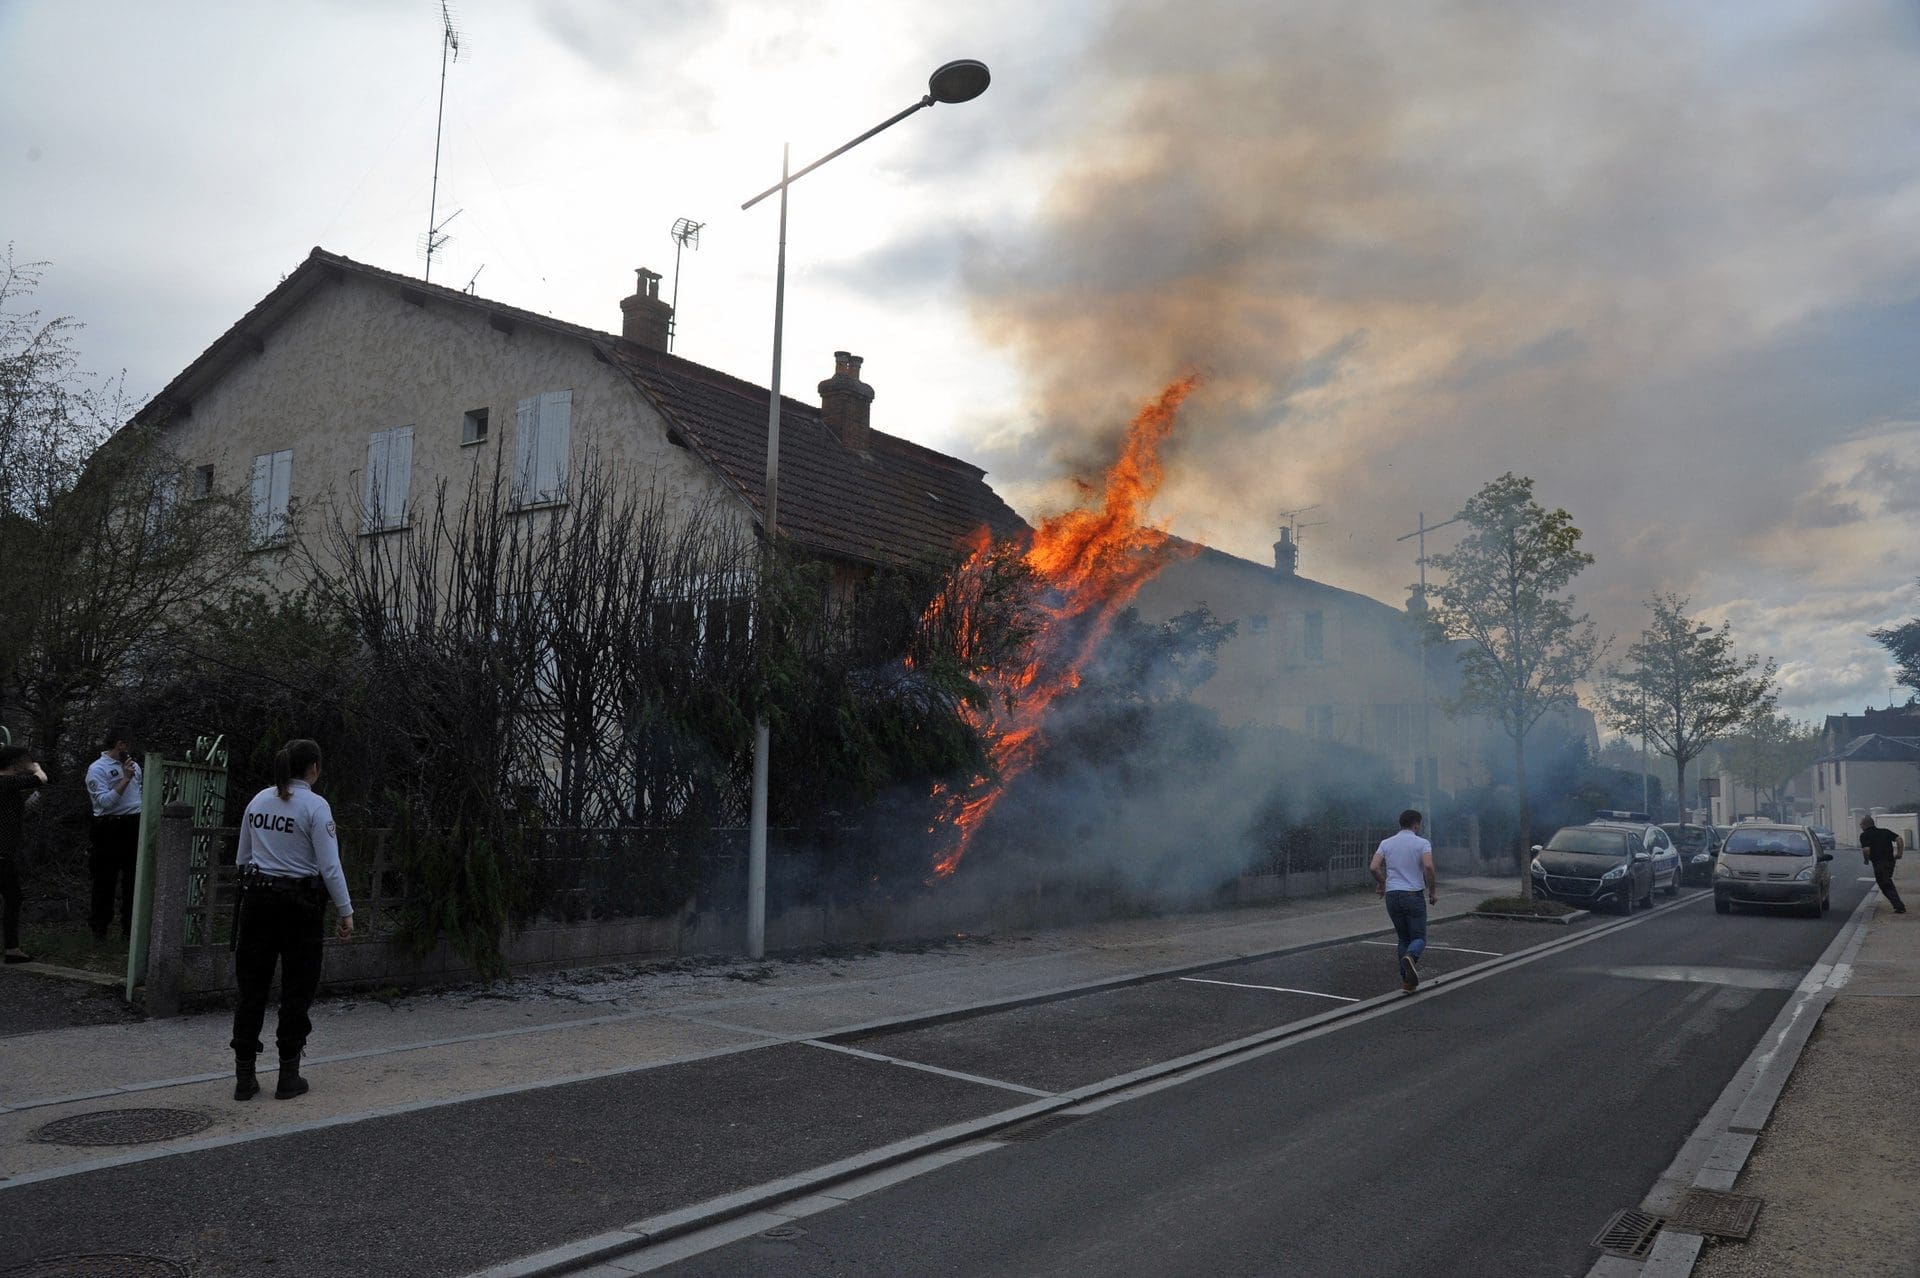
[1666,870,1680,897]
[1715,897,1731,915]
[1642,878,1654,910]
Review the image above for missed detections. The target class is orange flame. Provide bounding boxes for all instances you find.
[928,375,1201,877]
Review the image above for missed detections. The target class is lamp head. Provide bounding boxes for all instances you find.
[928,59,991,105]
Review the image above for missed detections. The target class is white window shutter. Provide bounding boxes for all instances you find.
[387,425,413,527]
[514,395,540,503]
[364,431,390,531]
[251,453,273,542]
[537,390,571,501]
[269,449,293,540]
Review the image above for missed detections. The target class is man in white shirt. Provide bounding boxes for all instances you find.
[1370,809,1437,993]
[83,727,143,942]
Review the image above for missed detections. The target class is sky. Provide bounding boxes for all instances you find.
[4,0,1918,725]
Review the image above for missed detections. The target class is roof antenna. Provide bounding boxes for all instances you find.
[463,263,485,295]
[424,1,465,282]
[668,218,703,351]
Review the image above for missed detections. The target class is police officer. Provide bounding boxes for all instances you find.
[84,727,143,941]
[230,738,354,1101]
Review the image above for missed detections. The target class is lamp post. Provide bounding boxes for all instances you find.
[738,60,991,960]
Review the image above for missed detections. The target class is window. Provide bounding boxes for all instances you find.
[462,407,489,446]
[1249,614,1269,634]
[514,389,572,506]
[144,470,180,539]
[192,464,214,499]
[363,425,414,532]
[249,449,293,545]
[1304,611,1325,661]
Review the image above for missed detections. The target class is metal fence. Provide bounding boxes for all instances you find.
[1252,825,1390,892]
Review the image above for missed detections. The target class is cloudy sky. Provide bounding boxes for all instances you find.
[5,0,1917,722]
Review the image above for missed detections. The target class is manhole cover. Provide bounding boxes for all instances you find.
[1592,1207,1666,1260]
[4,1255,190,1278]
[1669,1188,1763,1240]
[759,1226,806,1241]
[31,1109,211,1147]
[995,1114,1085,1142]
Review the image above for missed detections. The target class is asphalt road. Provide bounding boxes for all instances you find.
[661,882,1867,1277]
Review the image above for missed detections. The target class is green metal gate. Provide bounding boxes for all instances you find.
[126,735,231,1000]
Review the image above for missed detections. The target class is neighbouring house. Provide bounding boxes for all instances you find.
[1131,529,1598,802]
[1820,704,1920,755]
[127,248,1026,595]
[1811,733,1920,833]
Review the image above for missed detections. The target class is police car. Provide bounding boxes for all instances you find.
[1590,812,1683,897]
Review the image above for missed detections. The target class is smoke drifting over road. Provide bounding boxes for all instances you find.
[966,0,1920,715]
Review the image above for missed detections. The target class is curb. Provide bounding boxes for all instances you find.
[1471,908,1590,925]
[1631,890,1879,1278]
[474,890,1703,1278]
[5,962,123,988]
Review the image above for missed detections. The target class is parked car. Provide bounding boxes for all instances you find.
[1592,818,1682,897]
[1810,827,1837,852]
[1531,825,1655,913]
[1713,824,1833,917]
[1663,822,1720,886]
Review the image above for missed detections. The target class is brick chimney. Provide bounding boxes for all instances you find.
[818,351,875,451]
[620,268,672,352]
[1273,526,1299,577]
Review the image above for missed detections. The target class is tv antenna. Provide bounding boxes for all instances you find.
[418,208,461,271]
[424,1,465,282]
[667,218,703,351]
[463,264,485,295]
[1277,505,1327,543]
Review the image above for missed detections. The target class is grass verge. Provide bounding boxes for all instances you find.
[1475,896,1577,917]
[20,922,128,975]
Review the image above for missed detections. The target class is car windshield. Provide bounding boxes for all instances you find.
[1546,830,1627,856]
[1723,829,1813,856]
[1663,825,1712,849]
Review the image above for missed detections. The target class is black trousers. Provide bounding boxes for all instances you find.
[230,881,327,1062]
[0,854,21,950]
[1870,856,1906,912]
[88,815,140,938]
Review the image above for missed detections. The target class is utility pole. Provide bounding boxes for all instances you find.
[1397,511,1462,846]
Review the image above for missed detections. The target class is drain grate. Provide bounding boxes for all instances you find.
[30,1108,211,1148]
[995,1114,1086,1142]
[1668,1188,1763,1240]
[4,1255,190,1278]
[1592,1207,1666,1260]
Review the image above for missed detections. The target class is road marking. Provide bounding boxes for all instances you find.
[1359,941,1502,957]
[798,1040,1053,1098]
[1577,964,1802,991]
[1178,977,1358,1002]
[1857,877,1879,882]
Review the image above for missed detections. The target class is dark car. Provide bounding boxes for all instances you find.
[1713,824,1834,917]
[1531,825,1654,913]
[1810,827,1837,852]
[1663,822,1720,885]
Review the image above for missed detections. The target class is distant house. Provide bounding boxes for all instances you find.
[1131,529,1599,800]
[127,248,1026,594]
[1811,733,1920,832]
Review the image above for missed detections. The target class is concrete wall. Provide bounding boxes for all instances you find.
[155,272,744,592]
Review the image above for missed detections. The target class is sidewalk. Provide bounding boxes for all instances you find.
[0,875,1513,1185]
[1690,857,1920,1277]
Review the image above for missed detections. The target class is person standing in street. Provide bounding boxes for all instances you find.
[83,728,143,942]
[0,745,48,963]
[230,738,354,1102]
[1859,815,1906,914]
[1370,809,1438,993]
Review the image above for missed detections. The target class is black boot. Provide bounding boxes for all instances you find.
[274,1055,308,1100]
[234,1056,260,1102]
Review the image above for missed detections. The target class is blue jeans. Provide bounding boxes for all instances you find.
[1385,890,1428,965]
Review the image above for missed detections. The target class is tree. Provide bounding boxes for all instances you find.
[1599,593,1776,826]
[1723,713,1821,820]
[1425,473,1604,897]
[1871,592,1920,696]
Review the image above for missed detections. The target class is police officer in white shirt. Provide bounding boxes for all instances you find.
[230,738,354,1101]
[83,727,143,941]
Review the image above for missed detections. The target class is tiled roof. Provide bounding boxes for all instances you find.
[1823,733,1920,764]
[137,248,1028,568]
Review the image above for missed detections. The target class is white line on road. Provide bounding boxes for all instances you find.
[1178,977,1359,1002]
[1359,941,1503,957]
[798,1039,1055,1098]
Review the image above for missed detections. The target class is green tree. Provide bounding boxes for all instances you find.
[1425,473,1604,896]
[1723,713,1820,820]
[1871,592,1920,695]
[1599,593,1776,825]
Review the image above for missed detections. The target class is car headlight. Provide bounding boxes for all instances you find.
[1691,852,1711,863]
[1795,866,1815,881]
[1530,858,1545,875]
[1714,861,1731,877]
[1601,864,1627,881]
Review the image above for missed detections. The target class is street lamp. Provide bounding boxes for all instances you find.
[739,59,991,960]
